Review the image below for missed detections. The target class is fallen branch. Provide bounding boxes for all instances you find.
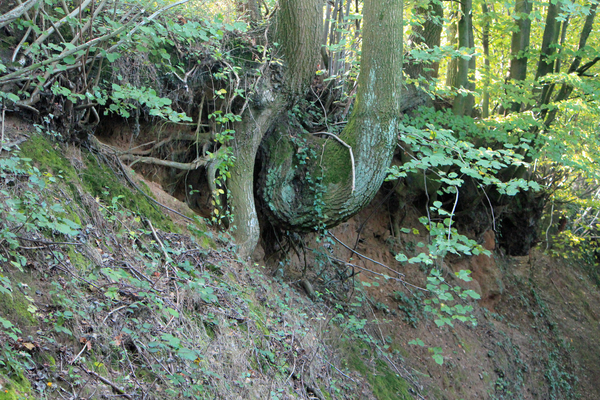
[0,0,40,29]
[119,154,209,170]
[79,365,133,400]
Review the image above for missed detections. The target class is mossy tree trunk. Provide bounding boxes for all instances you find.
[229,0,322,256]
[260,0,403,230]
[231,0,403,256]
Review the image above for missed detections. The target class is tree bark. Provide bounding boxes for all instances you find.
[534,0,563,112]
[260,0,403,231]
[402,0,443,113]
[0,0,40,29]
[481,2,491,118]
[542,2,597,129]
[229,0,322,256]
[452,0,475,116]
[507,0,531,113]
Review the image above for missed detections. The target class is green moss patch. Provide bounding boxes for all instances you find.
[80,152,175,231]
[19,135,78,186]
[0,292,36,327]
[0,374,31,400]
[341,341,411,400]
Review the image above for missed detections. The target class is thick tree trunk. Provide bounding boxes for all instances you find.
[229,0,322,256]
[229,76,285,256]
[260,0,403,231]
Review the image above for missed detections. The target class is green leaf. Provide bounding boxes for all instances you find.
[106,52,121,63]
[178,347,198,361]
[455,269,473,282]
[462,289,481,300]
[63,55,76,65]
[409,338,425,347]
[432,353,444,365]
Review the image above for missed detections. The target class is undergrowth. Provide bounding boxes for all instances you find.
[0,132,416,399]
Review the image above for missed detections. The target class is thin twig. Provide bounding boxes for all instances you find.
[79,365,133,400]
[102,304,130,324]
[17,236,82,246]
[0,106,5,154]
[328,233,405,277]
[70,344,88,364]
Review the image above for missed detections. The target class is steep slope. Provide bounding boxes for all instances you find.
[0,123,598,399]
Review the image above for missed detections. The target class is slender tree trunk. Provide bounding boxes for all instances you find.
[543,2,597,128]
[481,2,491,118]
[452,0,475,116]
[507,0,531,113]
[445,13,459,88]
[535,0,563,108]
[402,0,443,113]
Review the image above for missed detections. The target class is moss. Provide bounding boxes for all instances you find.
[42,354,56,367]
[80,152,175,232]
[21,134,176,231]
[67,248,91,273]
[19,135,79,189]
[0,373,32,400]
[0,292,36,327]
[340,341,411,400]
[369,360,411,400]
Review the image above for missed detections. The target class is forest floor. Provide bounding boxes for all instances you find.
[0,119,598,399]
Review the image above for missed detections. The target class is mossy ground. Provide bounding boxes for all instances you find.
[19,134,175,232]
[340,340,411,400]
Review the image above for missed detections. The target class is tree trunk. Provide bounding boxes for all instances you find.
[229,0,322,256]
[402,0,443,113]
[259,0,403,231]
[452,0,475,116]
[535,0,562,107]
[507,0,531,113]
[445,13,459,88]
[543,2,597,129]
[481,3,491,118]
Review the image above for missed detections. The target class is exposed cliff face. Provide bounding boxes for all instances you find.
[265,188,599,400]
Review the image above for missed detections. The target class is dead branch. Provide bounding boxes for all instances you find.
[119,154,210,170]
[22,0,95,58]
[0,0,40,29]
[79,365,134,400]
